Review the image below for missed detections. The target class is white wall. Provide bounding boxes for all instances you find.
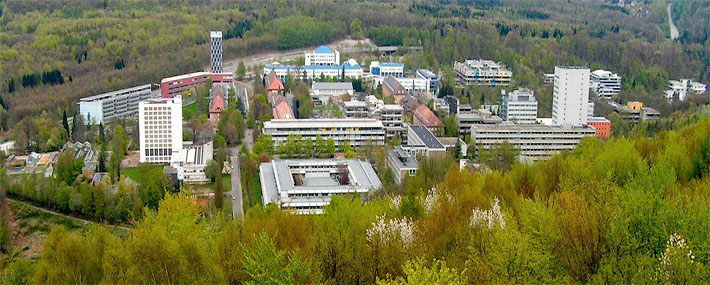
[552,67,590,126]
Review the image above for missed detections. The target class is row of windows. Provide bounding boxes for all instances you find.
[144,148,173,156]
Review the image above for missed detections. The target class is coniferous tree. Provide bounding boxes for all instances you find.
[62,110,71,137]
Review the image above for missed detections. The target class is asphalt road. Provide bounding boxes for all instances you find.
[230,149,244,219]
[667,3,679,40]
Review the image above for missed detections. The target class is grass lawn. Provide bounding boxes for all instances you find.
[122,164,165,183]
[182,100,200,116]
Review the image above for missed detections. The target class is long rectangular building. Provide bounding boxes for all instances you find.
[470,123,596,161]
[454,59,512,86]
[260,159,382,214]
[262,119,385,150]
[78,84,152,125]
[263,59,363,81]
[160,72,234,98]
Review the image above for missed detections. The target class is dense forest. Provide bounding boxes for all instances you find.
[1,113,709,283]
[0,0,709,129]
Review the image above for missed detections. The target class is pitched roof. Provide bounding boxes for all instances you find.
[210,86,226,113]
[272,101,295,119]
[413,104,441,127]
[210,94,225,113]
[266,71,284,91]
[383,76,407,95]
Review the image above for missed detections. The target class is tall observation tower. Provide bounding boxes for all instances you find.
[210,31,223,73]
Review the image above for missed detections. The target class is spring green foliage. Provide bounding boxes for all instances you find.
[13,116,710,283]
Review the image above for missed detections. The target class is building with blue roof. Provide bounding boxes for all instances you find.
[306,45,340,65]
[369,61,404,78]
[263,58,363,81]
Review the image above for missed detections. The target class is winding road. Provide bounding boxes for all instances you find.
[667,3,679,40]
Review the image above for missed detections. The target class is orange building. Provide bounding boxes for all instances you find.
[588,117,611,140]
[627,101,643,111]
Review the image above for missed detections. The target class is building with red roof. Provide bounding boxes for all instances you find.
[160,72,233,98]
[413,104,442,135]
[272,100,295,120]
[209,85,226,126]
[266,71,285,97]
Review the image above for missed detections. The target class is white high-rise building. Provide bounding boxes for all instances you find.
[210,31,223,73]
[500,88,538,124]
[552,66,590,126]
[139,96,183,163]
[590,69,622,99]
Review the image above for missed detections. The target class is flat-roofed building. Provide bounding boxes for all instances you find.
[364,96,405,139]
[396,77,429,94]
[607,101,660,124]
[312,82,354,106]
[344,100,369,118]
[587,117,611,140]
[139,96,183,163]
[438,137,468,157]
[262,118,385,150]
[260,159,382,214]
[370,61,404,78]
[456,109,502,136]
[500,88,538,124]
[171,141,214,184]
[666,79,707,101]
[454,59,512,86]
[470,123,596,161]
[160,72,233,98]
[388,146,419,184]
[78,84,152,125]
[263,59,363,81]
[552,66,590,126]
[417,69,440,94]
[543,73,555,85]
[590,69,621,99]
[406,125,447,159]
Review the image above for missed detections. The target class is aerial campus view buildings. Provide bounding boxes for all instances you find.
[13,29,705,215]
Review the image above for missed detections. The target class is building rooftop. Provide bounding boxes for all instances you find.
[273,101,295,120]
[417,69,437,78]
[409,125,444,149]
[413,105,441,127]
[506,88,537,102]
[79,84,152,102]
[264,61,361,71]
[160,71,232,84]
[173,141,214,166]
[384,76,407,94]
[263,118,384,129]
[260,159,383,208]
[377,62,405,67]
[587,116,611,123]
[312,82,354,90]
[210,31,222,38]
[591,69,620,78]
[472,122,595,131]
[556,66,590,70]
[389,146,419,169]
[344,100,368,108]
[313,45,334,54]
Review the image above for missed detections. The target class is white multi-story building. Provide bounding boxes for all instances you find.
[590,69,621,99]
[666,79,707,101]
[305,45,340,66]
[311,82,354,105]
[210,31,223,73]
[396,77,429,94]
[500,88,538,124]
[139,96,183,163]
[260,159,382,214]
[456,110,503,136]
[552,66,590,126]
[470,123,596,161]
[264,59,363,81]
[171,141,214,184]
[417,69,440,94]
[388,146,419,184]
[78,84,152,125]
[364,95,405,139]
[344,100,369,118]
[369,61,404,78]
[262,118,385,150]
[543,73,555,85]
[454,59,512,86]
